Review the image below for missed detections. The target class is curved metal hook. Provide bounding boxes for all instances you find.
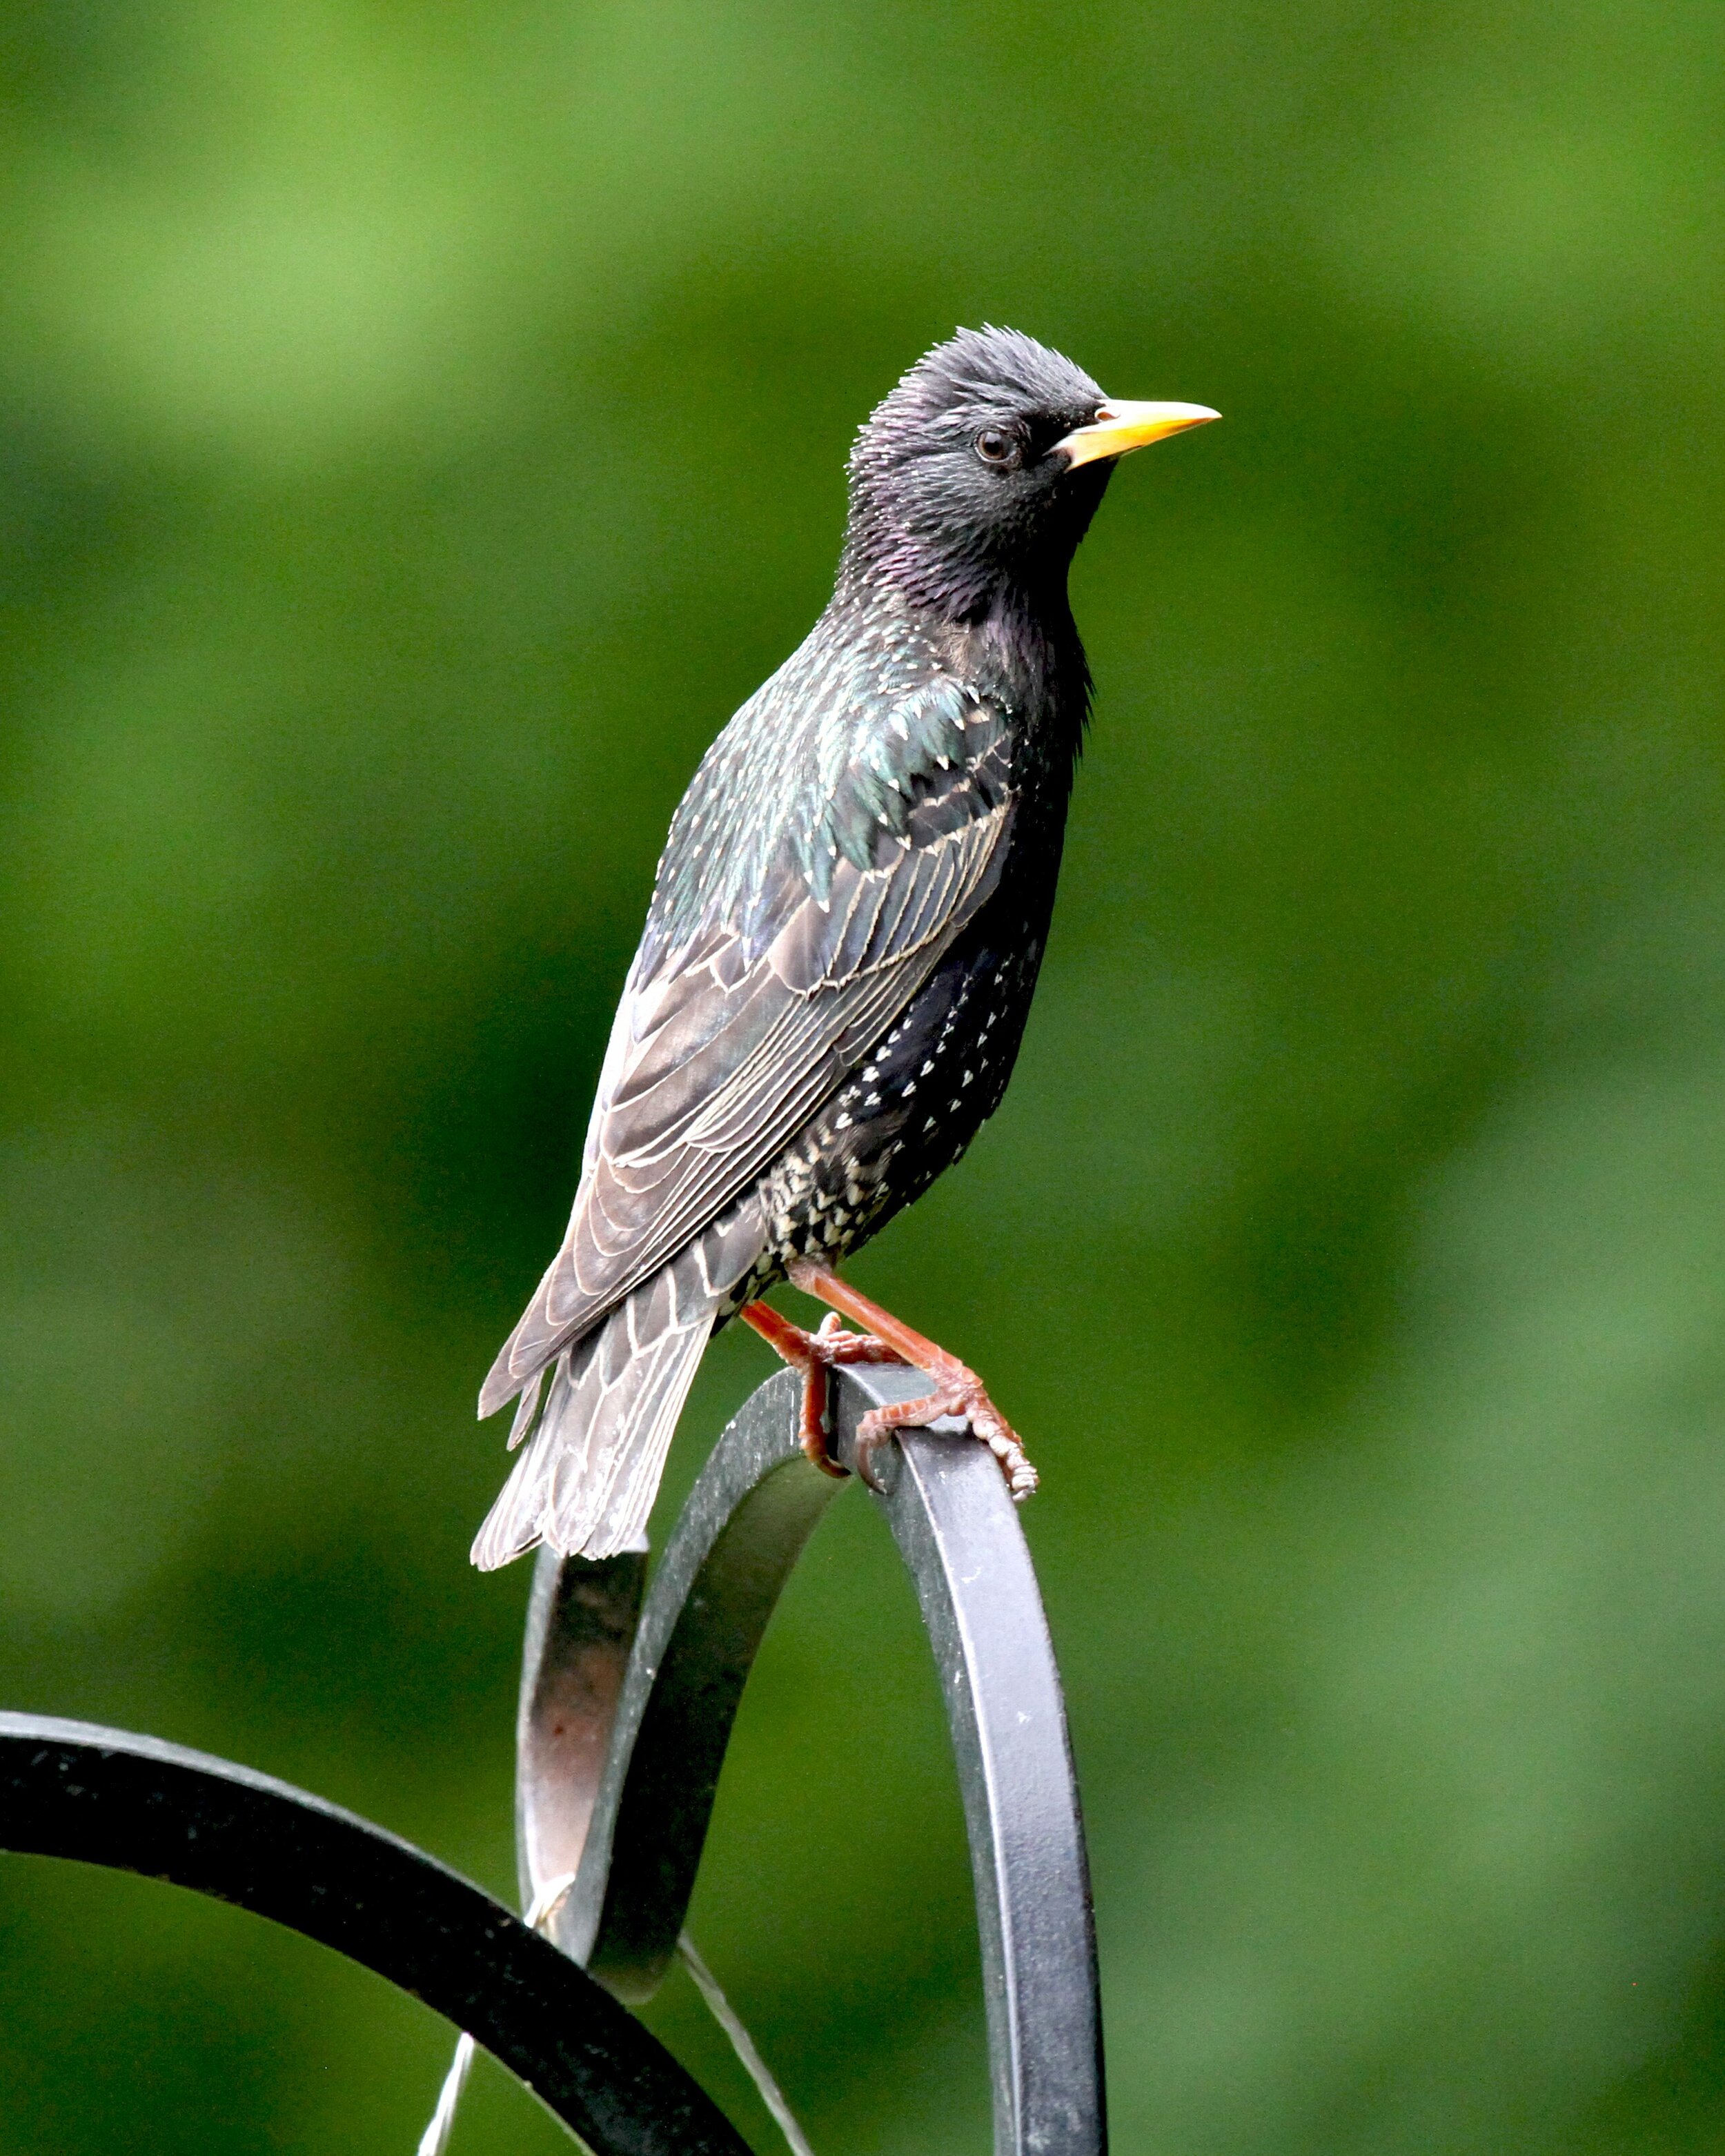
[518,1363,1107,2156]
[0,1712,749,2155]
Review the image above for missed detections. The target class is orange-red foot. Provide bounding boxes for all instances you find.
[782,1259,1038,1504]
[740,1303,906,1476]
[856,1369,1038,1503]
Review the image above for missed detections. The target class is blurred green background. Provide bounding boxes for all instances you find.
[2,1,1724,2149]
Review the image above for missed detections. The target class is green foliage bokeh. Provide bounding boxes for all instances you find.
[3,3,1725,2149]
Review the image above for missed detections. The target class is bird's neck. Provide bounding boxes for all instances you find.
[837,526,1070,630]
[836,558,1088,726]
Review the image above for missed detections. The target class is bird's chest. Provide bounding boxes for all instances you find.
[757,920,1044,1267]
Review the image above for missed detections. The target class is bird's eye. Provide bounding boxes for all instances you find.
[974,428,1016,467]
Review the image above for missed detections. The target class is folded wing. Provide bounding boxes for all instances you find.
[480,673,1016,1418]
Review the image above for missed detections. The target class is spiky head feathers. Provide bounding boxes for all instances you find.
[842,326,1112,615]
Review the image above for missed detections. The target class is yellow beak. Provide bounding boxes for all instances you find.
[1054,399,1220,470]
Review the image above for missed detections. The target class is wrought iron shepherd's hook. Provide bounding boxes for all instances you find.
[0,1361,1105,2154]
[517,1361,1107,2156]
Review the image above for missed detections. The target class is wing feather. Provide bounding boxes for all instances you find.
[480,683,1016,1416]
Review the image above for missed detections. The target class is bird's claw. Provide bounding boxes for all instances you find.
[743,1299,1034,1500]
[778,1310,907,1477]
[856,1372,1038,1502]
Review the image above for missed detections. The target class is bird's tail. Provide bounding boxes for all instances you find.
[471,1258,716,1570]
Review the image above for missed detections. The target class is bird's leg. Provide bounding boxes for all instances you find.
[785,1260,1038,1503]
[739,1300,906,1477]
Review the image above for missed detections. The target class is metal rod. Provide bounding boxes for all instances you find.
[0,1713,749,2156]
[678,1932,817,2156]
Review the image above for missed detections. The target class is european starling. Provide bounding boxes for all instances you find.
[473,326,1215,1569]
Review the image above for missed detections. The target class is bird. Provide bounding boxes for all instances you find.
[471,326,1216,1570]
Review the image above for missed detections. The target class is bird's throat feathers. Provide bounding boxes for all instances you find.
[838,504,1097,630]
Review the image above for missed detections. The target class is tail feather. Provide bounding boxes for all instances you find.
[471,1198,765,1570]
[471,1288,708,1569]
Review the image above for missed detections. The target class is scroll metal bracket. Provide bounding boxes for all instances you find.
[0,1711,751,2155]
[0,1366,1105,2155]
[517,1362,1108,2156]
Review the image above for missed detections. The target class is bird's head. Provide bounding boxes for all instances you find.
[841,325,1216,620]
